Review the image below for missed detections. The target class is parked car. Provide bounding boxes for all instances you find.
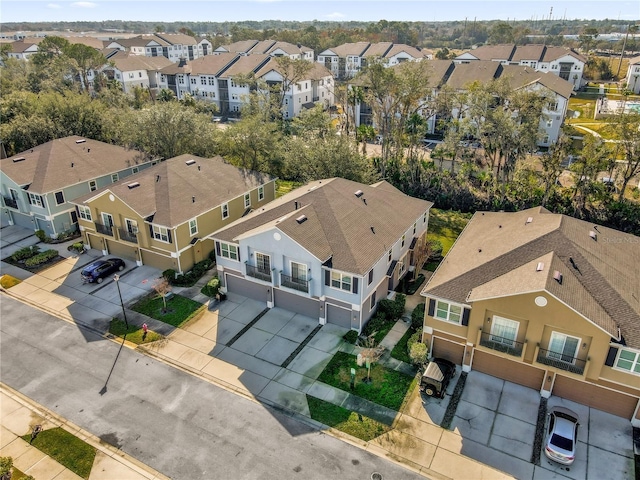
[544,407,580,465]
[81,258,125,284]
[419,357,456,398]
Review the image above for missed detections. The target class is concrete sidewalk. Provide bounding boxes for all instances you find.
[0,383,169,480]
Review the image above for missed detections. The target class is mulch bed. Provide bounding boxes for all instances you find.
[2,254,67,274]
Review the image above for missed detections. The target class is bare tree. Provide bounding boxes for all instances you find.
[358,335,386,383]
[153,277,172,313]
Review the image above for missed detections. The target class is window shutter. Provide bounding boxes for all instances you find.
[237,249,240,262]
[368,269,373,285]
[149,224,154,238]
[462,308,470,326]
[167,229,172,243]
[324,270,330,286]
[353,277,359,294]
[604,346,618,367]
[428,299,435,317]
[215,242,221,256]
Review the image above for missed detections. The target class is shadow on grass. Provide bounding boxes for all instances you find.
[109,319,164,345]
[131,294,204,328]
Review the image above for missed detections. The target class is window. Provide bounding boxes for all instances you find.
[189,218,198,235]
[291,261,307,281]
[89,180,97,191]
[548,332,580,363]
[258,186,264,201]
[201,77,207,85]
[370,291,377,311]
[548,101,558,111]
[221,203,229,219]
[55,191,65,205]
[111,173,119,182]
[331,271,352,292]
[78,205,92,221]
[132,167,139,174]
[244,193,251,208]
[368,269,373,285]
[125,218,138,235]
[435,300,462,324]
[388,249,392,263]
[190,78,196,84]
[413,222,416,235]
[490,316,519,347]
[615,349,640,375]
[152,224,170,242]
[256,252,271,274]
[220,242,238,260]
[423,212,427,223]
[208,76,215,85]
[401,234,406,248]
[27,193,44,208]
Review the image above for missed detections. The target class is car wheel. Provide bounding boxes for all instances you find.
[96,277,103,284]
[118,265,124,271]
[424,385,437,397]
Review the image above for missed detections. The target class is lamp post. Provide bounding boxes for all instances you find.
[113,274,129,329]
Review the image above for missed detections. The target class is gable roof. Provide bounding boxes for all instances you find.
[1,136,151,194]
[107,52,173,72]
[327,42,371,57]
[183,52,239,76]
[384,44,427,59]
[445,60,502,89]
[499,65,575,99]
[423,207,640,348]
[72,154,274,228]
[213,178,432,275]
[458,44,587,64]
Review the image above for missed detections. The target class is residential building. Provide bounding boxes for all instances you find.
[71,154,276,273]
[625,55,640,94]
[455,44,586,90]
[214,40,314,62]
[100,51,173,94]
[212,178,432,331]
[5,37,43,60]
[421,206,640,424]
[105,34,212,62]
[318,42,432,80]
[0,136,157,236]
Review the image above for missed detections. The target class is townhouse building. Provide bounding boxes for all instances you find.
[100,51,173,94]
[625,55,640,94]
[214,40,314,62]
[105,34,212,62]
[212,178,432,331]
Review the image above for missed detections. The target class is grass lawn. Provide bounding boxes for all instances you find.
[427,208,471,257]
[109,319,164,344]
[306,396,391,441]
[276,179,303,198]
[22,427,95,479]
[317,351,414,411]
[390,327,416,364]
[362,316,397,346]
[11,467,32,480]
[132,294,204,328]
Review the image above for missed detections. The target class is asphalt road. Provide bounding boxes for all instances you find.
[0,295,423,480]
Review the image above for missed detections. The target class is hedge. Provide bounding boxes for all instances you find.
[24,249,59,267]
[11,245,40,261]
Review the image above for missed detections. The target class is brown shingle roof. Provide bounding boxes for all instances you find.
[464,44,517,61]
[328,42,371,57]
[499,65,574,99]
[423,207,640,348]
[363,42,393,57]
[384,44,426,59]
[445,61,501,89]
[214,178,432,275]
[1,136,151,194]
[73,154,274,228]
[109,53,173,72]
[186,53,239,75]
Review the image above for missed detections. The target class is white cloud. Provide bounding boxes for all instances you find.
[47,3,62,8]
[325,12,345,19]
[71,2,98,7]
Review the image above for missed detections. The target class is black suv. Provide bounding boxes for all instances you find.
[419,358,456,398]
[81,258,125,284]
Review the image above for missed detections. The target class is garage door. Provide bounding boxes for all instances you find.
[432,337,465,365]
[226,274,269,303]
[472,350,545,390]
[326,304,351,328]
[274,289,318,319]
[10,212,33,230]
[106,239,137,261]
[140,249,172,271]
[553,375,638,419]
[88,233,103,251]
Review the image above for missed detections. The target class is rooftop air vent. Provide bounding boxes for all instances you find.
[12,157,26,163]
[75,139,86,144]
[536,262,544,271]
[526,216,533,224]
[370,226,375,234]
[354,190,364,198]
[156,175,160,182]
[296,214,307,224]
[185,159,196,166]
[589,230,597,241]
[127,182,140,189]
[553,270,563,284]
[192,196,196,203]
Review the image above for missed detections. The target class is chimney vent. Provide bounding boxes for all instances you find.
[296,214,307,224]
[526,216,533,224]
[70,162,74,167]
[192,196,195,203]
[553,270,563,284]
[536,262,544,271]
[198,165,201,171]
[156,175,160,182]
[87,148,90,153]
[294,201,298,209]
[589,230,597,241]
[370,226,375,234]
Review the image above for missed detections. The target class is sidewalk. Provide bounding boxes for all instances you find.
[0,383,169,480]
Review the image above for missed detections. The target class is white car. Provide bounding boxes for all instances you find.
[544,407,580,465]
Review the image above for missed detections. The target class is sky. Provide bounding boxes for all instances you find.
[1,0,638,24]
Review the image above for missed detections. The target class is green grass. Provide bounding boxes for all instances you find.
[306,396,391,441]
[427,208,471,257]
[131,294,204,328]
[11,467,33,480]
[317,351,414,411]
[390,327,416,364]
[275,179,303,198]
[362,316,397,345]
[21,427,95,479]
[109,319,164,344]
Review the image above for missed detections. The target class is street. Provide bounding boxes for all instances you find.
[0,295,422,480]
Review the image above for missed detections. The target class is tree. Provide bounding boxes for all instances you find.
[65,43,107,93]
[611,111,640,199]
[153,277,172,313]
[488,22,515,44]
[570,134,610,215]
[578,27,599,54]
[269,57,314,120]
[539,133,573,207]
[409,342,428,366]
[358,335,385,384]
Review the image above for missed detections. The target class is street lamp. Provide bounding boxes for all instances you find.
[113,274,129,329]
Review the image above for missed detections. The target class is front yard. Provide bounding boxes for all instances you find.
[131,293,205,328]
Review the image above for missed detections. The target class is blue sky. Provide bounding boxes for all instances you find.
[1,0,638,24]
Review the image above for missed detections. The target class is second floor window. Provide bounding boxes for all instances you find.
[189,218,198,235]
[221,203,229,219]
[435,300,462,324]
[220,242,238,260]
[258,186,264,201]
[548,332,580,363]
[615,349,640,375]
[256,252,271,274]
[78,205,91,221]
[27,193,44,208]
[331,271,352,292]
[490,316,519,347]
[89,180,97,191]
[111,173,119,182]
[55,191,65,205]
[244,193,251,208]
[152,225,170,243]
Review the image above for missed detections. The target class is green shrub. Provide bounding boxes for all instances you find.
[406,331,421,355]
[11,245,40,261]
[162,269,177,281]
[342,330,359,344]
[67,242,84,253]
[0,275,21,289]
[24,249,58,267]
[378,297,404,320]
[411,303,425,330]
[167,258,214,287]
[35,229,50,242]
[201,276,220,297]
[409,342,428,366]
[427,239,443,260]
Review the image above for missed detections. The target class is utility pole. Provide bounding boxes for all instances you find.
[616,23,631,78]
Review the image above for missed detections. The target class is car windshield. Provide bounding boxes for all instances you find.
[550,433,573,451]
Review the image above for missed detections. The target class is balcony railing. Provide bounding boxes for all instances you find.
[118,228,138,244]
[95,222,114,236]
[246,264,271,282]
[480,331,524,357]
[281,273,309,293]
[536,348,586,375]
[3,197,18,209]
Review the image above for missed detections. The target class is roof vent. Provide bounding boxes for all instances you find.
[553,270,563,284]
[370,226,375,234]
[156,175,160,182]
[87,148,90,153]
[75,139,86,144]
[12,157,26,163]
[296,214,307,224]
[354,190,364,198]
[127,182,140,189]
[198,165,201,171]
[185,159,196,166]
[71,162,74,168]
[589,230,597,241]
[192,196,195,203]
[526,216,533,224]
[536,262,544,271]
